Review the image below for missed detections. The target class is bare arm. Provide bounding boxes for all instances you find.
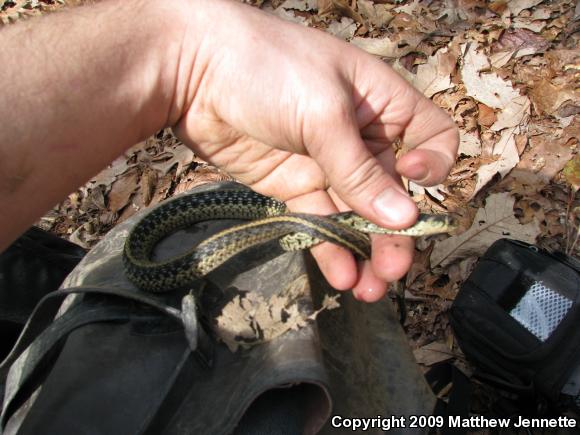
[0,0,192,250]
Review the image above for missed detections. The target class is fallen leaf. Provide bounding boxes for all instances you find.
[399,47,456,98]
[107,169,139,214]
[563,155,580,193]
[90,155,130,188]
[489,50,515,68]
[326,16,357,40]
[149,172,174,207]
[394,0,422,16]
[318,0,365,25]
[406,243,434,287]
[529,78,579,117]
[491,95,530,131]
[214,275,340,352]
[351,34,412,58]
[473,127,521,195]
[151,144,195,176]
[512,17,547,33]
[357,0,393,28]
[173,166,233,195]
[493,28,550,55]
[461,43,522,109]
[279,0,317,11]
[504,124,576,192]
[409,182,446,201]
[89,141,146,188]
[414,341,454,366]
[431,192,540,267]
[139,167,158,207]
[459,131,482,156]
[478,103,497,127]
[265,4,307,25]
[507,0,544,17]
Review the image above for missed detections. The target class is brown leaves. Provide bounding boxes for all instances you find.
[43,129,233,248]
[0,0,68,24]
[395,47,456,98]
[214,275,340,352]
[431,193,540,267]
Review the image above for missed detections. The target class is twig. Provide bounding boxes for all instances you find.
[567,225,579,256]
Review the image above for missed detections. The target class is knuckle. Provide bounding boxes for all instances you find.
[338,156,386,198]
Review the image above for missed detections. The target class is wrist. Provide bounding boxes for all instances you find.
[127,0,200,131]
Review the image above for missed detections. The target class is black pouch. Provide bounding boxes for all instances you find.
[449,238,580,412]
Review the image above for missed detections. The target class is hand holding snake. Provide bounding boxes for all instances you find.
[0,0,458,302]
[172,0,459,301]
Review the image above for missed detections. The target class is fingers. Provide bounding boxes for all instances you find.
[351,261,388,302]
[397,148,456,187]
[396,97,459,186]
[285,190,358,290]
[325,148,416,299]
[355,60,458,188]
[305,100,418,230]
[351,234,414,302]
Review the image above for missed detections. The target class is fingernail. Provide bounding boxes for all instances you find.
[406,163,430,182]
[372,187,416,225]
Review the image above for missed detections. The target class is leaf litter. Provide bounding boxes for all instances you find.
[5,0,579,418]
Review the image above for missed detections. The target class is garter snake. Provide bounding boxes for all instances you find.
[123,188,456,293]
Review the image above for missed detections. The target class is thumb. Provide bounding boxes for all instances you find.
[307,106,418,228]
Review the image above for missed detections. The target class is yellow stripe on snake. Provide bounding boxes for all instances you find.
[123,189,456,292]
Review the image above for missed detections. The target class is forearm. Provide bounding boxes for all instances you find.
[0,0,196,250]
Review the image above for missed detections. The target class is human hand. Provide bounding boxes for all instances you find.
[173,0,458,302]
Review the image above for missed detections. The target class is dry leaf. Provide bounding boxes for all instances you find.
[507,0,544,17]
[493,28,550,56]
[397,47,456,97]
[215,275,321,352]
[459,131,482,157]
[461,44,521,109]
[90,155,130,188]
[351,35,412,58]
[139,167,158,207]
[505,126,576,191]
[89,141,146,188]
[491,95,530,131]
[409,182,446,201]
[264,4,307,24]
[431,192,540,267]
[406,243,434,287]
[326,17,357,40]
[473,127,521,196]
[107,169,139,214]
[478,103,497,127]
[279,0,317,11]
[151,144,195,176]
[563,155,580,193]
[394,0,422,16]
[529,79,579,117]
[512,17,546,33]
[318,0,365,24]
[414,341,454,366]
[357,0,393,28]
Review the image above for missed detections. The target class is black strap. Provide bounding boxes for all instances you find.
[0,285,213,431]
[0,286,182,381]
[1,302,131,429]
[426,363,471,435]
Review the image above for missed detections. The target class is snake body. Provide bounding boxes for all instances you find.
[123,189,455,293]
